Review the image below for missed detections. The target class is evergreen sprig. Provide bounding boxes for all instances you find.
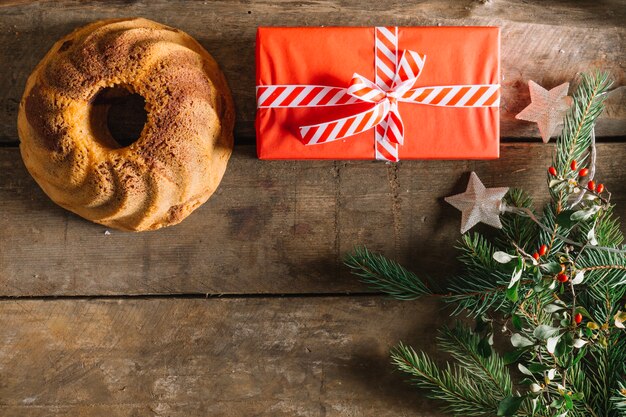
[551,71,612,207]
[448,233,517,316]
[345,72,625,417]
[391,338,505,416]
[436,324,513,397]
[345,246,432,300]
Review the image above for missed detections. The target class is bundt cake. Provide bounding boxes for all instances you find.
[18,18,234,231]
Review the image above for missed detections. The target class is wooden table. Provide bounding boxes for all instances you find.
[1,1,624,416]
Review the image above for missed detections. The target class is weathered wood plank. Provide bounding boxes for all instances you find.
[1,144,625,297]
[0,0,624,142]
[0,297,448,417]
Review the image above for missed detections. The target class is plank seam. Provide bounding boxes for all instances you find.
[0,292,385,301]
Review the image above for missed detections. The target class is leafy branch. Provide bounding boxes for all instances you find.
[345,72,625,417]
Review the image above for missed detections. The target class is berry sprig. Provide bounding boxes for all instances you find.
[532,244,549,261]
[547,160,610,204]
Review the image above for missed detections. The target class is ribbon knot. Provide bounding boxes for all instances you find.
[300,50,426,148]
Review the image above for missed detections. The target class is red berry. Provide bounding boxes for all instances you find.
[548,166,557,176]
[532,252,540,261]
[570,160,577,170]
[557,273,569,283]
[596,183,605,193]
[579,168,589,177]
[588,180,596,191]
[574,313,583,324]
[538,244,548,256]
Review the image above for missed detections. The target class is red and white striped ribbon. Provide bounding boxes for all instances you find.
[257,85,360,108]
[256,26,500,161]
[374,26,400,161]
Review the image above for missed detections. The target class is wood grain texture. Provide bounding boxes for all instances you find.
[0,2,625,416]
[1,144,625,297]
[0,297,448,417]
[0,0,624,143]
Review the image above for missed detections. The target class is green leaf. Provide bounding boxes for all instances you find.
[527,363,552,373]
[549,179,563,188]
[554,332,572,358]
[540,262,562,274]
[511,314,523,331]
[534,325,560,339]
[556,210,576,228]
[586,225,598,245]
[574,306,592,319]
[505,268,522,291]
[494,251,517,264]
[545,303,567,313]
[550,398,563,408]
[547,334,563,354]
[518,363,533,376]
[503,348,526,365]
[571,205,601,222]
[477,336,493,358]
[564,393,574,410]
[511,333,534,348]
[497,395,525,416]
[573,346,586,366]
[571,270,585,285]
[506,281,520,302]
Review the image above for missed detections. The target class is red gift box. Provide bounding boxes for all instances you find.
[256,26,500,161]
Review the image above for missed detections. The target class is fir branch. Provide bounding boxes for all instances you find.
[345,246,432,300]
[448,234,519,315]
[457,233,499,273]
[537,203,570,256]
[594,208,624,248]
[391,342,501,416]
[576,207,624,261]
[437,324,513,396]
[567,362,600,417]
[584,335,626,416]
[552,71,612,207]
[580,264,626,274]
[447,277,518,317]
[578,247,626,290]
[507,204,626,255]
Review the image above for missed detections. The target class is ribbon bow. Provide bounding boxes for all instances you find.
[256,27,500,161]
[300,50,426,151]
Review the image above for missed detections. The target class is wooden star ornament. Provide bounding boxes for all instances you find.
[515,81,572,143]
[444,172,509,234]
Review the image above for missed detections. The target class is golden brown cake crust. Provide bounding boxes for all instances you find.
[18,18,234,231]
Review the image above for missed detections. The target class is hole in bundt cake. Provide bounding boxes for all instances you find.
[91,85,148,148]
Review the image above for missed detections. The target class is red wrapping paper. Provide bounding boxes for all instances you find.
[256,26,500,160]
